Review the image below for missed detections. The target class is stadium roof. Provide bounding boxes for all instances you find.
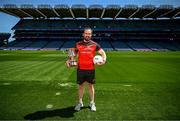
[0,4,180,19]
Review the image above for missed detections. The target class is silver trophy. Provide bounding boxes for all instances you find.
[68,48,77,67]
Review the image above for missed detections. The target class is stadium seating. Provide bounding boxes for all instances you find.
[142,41,168,51]
[42,40,64,50]
[96,40,113,51]
[1,19,180,51]
[0,33,11,49]
[171,41,180,50]
[25,40,48,50]
[12,40,32,48]
[12,19,180,31]
[157,41,180,51]
[61,40,76,50]
[126,41,151,51]
[111,41,133,51]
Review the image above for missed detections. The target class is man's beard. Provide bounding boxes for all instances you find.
[84,37,91,42]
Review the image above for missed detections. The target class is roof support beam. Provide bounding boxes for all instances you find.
[100,8,105,18]
[0,5,177,19]
[173,11,180,18]
[86,8,88,18]
[0,9,19,18]
[158,9,174,17]
[69,8,75,19]
[35,9,47,18]
[114,8,122,19]
[52,8,60,17]
[143,8,157,18]
[128,8,139,18]
[18,9,33,18]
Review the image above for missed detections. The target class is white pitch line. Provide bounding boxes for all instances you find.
[123,84,132,87]
[58,82,74,87]
[3,82,11,85]
[46,104,53,109]
[55,92,61,96]
[58,83,69,87]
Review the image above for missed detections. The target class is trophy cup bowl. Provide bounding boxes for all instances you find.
[68,48,77,67]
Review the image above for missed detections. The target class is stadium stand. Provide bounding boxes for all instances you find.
[0,33,11,49]
[157,41,180,51]
[42,40,64,50]
[126,41,151,51]
[171,41,180,50]
[96,40,113,51]
[61,40,77,50]
[24,40,48,50]
[111,41,132,51]
[0,4,180,51]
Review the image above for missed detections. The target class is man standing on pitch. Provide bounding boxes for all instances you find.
[66,28,106,111]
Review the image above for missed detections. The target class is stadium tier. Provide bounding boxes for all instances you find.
[0,19,179,51]
[0,33,11,49]
[11,19,180,31]
[0,4,180,51]
[3,19,179,51]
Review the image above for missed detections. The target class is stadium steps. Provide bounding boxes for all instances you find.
[171,42,180,50]
[59,40,66,50]
[126,41,152,51]
[141,41,153,51]
[156,42,171,51]
[125,41,136,51]
[159,41,180,51]
[21,41,33,49]
[109,41,115,50]
[168,43,180,51]
[42,41,64,50]
[8,40,17,47]
[25,41,35,48]
[110,41,133,51]
[41,41,50,49]
[142,41,167,51]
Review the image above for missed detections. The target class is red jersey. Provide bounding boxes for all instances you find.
[75,40,101,70]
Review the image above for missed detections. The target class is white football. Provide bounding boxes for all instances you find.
[93,55,103,64]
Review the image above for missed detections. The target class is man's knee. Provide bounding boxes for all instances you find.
[79,82,85,89]
[88,83,94,89]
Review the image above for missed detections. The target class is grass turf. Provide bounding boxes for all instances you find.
[0,50,180,120]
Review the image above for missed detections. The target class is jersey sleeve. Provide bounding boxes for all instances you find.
[96,43,101,51]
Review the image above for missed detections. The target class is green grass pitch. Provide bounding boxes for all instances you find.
[0,50,180,120]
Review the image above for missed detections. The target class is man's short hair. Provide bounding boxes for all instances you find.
[84,27,93,32]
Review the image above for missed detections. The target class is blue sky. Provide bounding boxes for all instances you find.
[0,0,180,41]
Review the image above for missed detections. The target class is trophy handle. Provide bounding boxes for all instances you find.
[68,48,77,67]
[68,48,76,57]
